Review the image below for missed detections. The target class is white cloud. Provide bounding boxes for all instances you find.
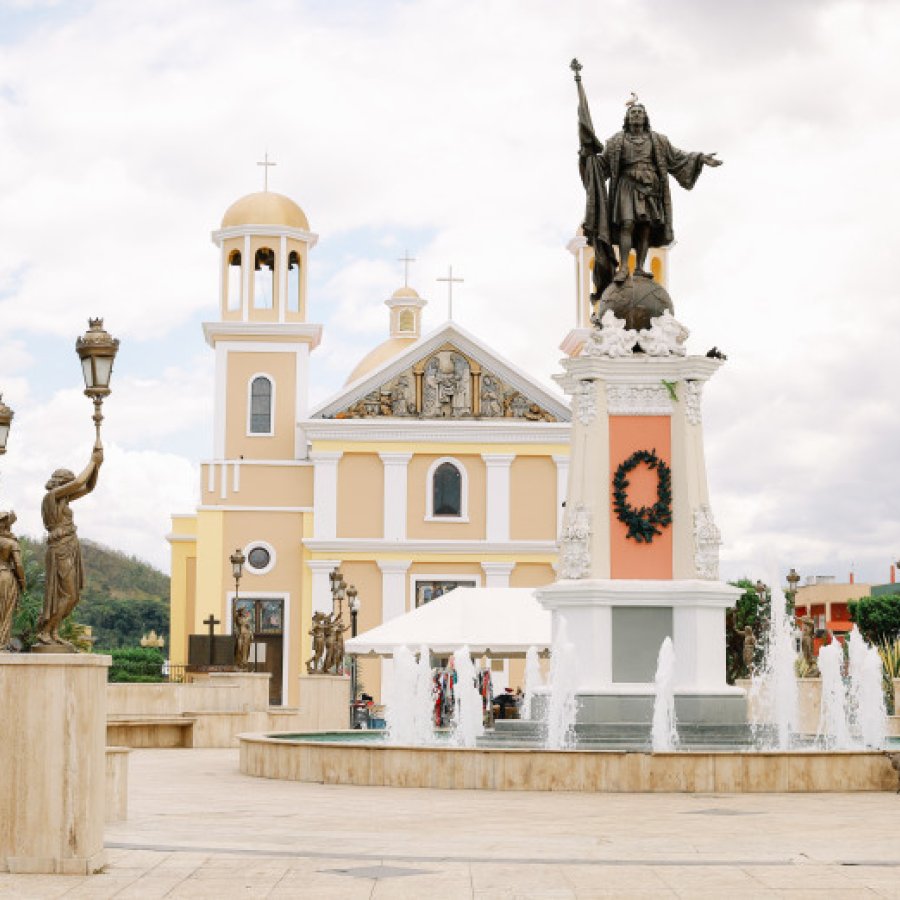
[0,0,898,581]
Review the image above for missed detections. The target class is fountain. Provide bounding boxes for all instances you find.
[449,646,484,748]
[651,637,678,752]
[521,645,543,721]
[544,622,578,750]
[749,584,798,749]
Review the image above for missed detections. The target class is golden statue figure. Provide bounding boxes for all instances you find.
[0,510,25,650]
[35,442,103,650]
[234,607,253,670]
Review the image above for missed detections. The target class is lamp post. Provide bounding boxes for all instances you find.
[347,585,359,704]
[0,394,13,456]
[786,568,800,608]
[76,318,119,443]
[230,548,247,668]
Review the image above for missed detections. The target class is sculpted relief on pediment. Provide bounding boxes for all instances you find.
[331,344,557,421]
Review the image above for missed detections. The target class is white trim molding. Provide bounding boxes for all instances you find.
[305,538,558,556]
[302,418,571,446]
[425,456,469,522]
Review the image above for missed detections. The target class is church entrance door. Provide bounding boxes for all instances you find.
[232,597,284,705]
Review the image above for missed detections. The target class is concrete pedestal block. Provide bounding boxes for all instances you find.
[0,654,110,874]
[296,674,351,731]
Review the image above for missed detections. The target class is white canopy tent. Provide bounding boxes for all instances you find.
[345,587,552,657]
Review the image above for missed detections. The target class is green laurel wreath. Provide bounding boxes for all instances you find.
[612,449,673,543]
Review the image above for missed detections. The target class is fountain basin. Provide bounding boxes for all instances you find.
[238,732,898,792]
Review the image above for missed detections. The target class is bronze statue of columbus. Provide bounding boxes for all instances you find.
[571,60,722,298]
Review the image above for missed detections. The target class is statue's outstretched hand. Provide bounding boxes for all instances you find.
[702,153,723,167]
[91,445,104,465]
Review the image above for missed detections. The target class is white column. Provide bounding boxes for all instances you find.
[242,234,251,319]
[294,345,310,459]
[379,453,412,541]
[481,561,515,588]
[482,454,514,543]
[311,451,342,539]
[552,454,569,538]
[378,560,412,622]
[213,345,228,459]
[278,234,287,323]
[307,559,341,616]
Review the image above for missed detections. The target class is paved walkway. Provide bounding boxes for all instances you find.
[1,748,899,898]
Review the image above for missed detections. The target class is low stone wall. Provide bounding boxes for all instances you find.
[105,747,130,823]
[107,672,271,717]
[239,734,898,793]
[107,673,351,748]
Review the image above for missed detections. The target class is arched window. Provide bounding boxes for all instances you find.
[432,461,461,517]
[249,375,273,434]
[227,250,242,311]
[287,251,301,313]
[398,309,415,333]
[254,248,274,309]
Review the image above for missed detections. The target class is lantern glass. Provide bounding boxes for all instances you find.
[230,550,245,580]
[0,422,8,453]
[93,355,114,388]
[349,592,360,613]
[81,357,95,391]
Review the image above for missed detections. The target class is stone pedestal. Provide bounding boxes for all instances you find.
[540,351,743,727]
[0,654,110,874]
[296,674,351,731]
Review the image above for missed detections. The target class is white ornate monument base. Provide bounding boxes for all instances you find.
[536,579,745,725]
[0,654,110,874]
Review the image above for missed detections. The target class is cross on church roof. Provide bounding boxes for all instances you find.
[437,265,464,320]
[398,250,416,288]
[256,151,276,192]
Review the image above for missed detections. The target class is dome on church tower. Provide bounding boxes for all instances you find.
[221,191,310,230]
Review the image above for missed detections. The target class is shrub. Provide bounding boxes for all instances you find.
[849,595,900,644]
[108,646,165,682]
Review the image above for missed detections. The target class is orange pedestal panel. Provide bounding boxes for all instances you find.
[609,415,672,580]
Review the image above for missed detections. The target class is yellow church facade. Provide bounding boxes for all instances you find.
[168,188,572,707]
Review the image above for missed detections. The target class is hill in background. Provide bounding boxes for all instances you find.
[19,536,170,652]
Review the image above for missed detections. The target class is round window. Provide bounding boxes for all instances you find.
[247,546,271,571]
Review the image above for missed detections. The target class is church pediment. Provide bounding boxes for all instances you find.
[313,325,569,422]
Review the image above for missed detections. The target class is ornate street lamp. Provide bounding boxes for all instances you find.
[786,568,800,605]
[76,318,119,441]
[347,585,360,713]
[0,394,13,456]
[230,547,250,671]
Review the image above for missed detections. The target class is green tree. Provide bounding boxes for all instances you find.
[849,595,900,644]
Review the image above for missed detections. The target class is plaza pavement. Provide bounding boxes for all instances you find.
[1,748,899,898]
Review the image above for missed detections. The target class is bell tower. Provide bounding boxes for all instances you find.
[204,190,323,460]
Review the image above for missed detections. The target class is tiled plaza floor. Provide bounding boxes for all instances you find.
[1,748,899,898]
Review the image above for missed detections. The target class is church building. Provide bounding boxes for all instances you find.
[167,187,578,706]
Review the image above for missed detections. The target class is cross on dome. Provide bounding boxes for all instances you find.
[256,151,277,192]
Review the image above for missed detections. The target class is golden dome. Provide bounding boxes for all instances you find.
[221,191,310,230]
[345,337,418,385]
[391,286,421,300]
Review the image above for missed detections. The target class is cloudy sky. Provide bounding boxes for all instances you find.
[1,0,898,585]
